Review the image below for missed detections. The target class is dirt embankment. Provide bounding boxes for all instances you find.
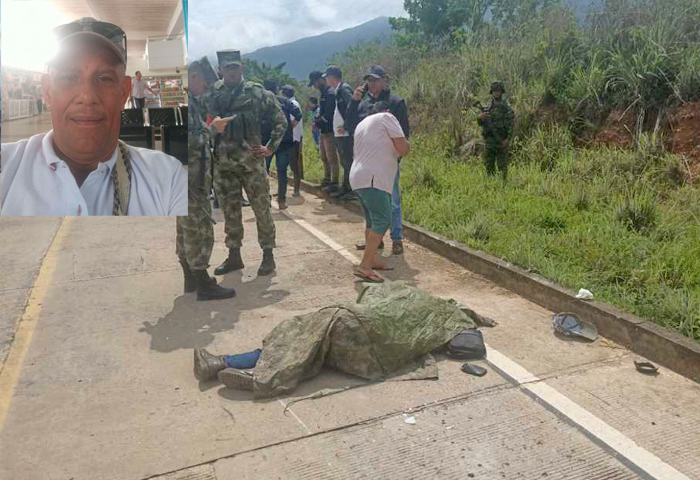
[590,102,700,182]
[669,102,700,180]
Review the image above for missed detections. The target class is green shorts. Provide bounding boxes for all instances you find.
[355,188,392,236]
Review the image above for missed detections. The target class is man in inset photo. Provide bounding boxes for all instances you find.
[0,17,187,216]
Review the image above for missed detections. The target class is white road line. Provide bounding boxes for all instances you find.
[273,196,690,480]
[273,202,360,265]
[486,347,690,480]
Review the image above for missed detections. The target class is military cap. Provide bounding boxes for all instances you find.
[308,70,324,87]
[363,65,386,80]
[490,81,505,93]
[190,56,219,85]
[217,50,243,68]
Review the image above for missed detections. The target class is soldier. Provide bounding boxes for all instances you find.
[209,50,288,276]
[175,57,237,301]
[478,81,514,180]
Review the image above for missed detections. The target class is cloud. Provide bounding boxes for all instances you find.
[189,0,406,60]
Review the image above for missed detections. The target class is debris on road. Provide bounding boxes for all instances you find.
[575,288,594,300]
[552,312,598,342]
[461,362,488,377]
[404,416,417,425]
[635,361,660,375]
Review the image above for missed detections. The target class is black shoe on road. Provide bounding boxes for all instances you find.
[258,249,276,276]
[193,270,237,301]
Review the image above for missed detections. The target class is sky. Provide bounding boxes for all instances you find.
[188,0,407,60]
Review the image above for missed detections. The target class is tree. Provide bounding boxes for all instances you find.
[390,0,562,39]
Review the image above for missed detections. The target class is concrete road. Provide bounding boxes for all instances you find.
[1,184,699,480]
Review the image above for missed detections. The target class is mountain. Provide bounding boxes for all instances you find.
[244,16,394,81]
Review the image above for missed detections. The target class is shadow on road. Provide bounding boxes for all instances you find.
[139,271,290,353]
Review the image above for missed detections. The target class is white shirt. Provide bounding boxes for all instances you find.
[350,112,405,194]
[1,131,188,216]
[290,98,303,143]
[132,78,150,98]
[333,101,349,138]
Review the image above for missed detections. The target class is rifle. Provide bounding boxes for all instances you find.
[466,100,504,145]
[187,139,216,225]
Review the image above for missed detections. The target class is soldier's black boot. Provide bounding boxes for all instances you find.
[193,348,227,381]
[194,270,237,301]
[180,259,216,293]
[214,248,244,275]
[257,249,276,276]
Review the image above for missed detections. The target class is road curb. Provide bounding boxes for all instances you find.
[278,174,700,383]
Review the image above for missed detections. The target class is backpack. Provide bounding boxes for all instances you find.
[446,329,486,359]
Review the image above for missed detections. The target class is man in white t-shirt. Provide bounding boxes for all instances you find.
[0,17,187,216]
[350,102,410,283]
[131,70,155,109]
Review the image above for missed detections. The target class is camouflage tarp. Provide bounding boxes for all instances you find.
[252,282,477,398]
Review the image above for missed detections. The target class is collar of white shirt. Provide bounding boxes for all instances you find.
[1,130,188,216]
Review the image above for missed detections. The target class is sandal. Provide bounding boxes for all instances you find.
[353,267,384,283]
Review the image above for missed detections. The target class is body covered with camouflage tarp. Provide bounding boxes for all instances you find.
[251,283,477,398]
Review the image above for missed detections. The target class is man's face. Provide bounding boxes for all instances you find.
[188,71,206,96]
[135,72,142,81]
[314,77,326,91]
[326,75,340,89]
[221,64,243,87]
[368,76,386,97]
[42,42,130,163]
[492,89,503,100]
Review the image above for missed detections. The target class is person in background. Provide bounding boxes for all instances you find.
[350,101,410,282]
[262,79,302,210]
[323,65,355,201]
[309,70,339,193]
[282,85,304,197]
[131,70,156,109]
[345,65,410,255]
[308,96,321,153]
[478,81,514,180]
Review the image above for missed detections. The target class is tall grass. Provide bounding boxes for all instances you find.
[297,0,700,340]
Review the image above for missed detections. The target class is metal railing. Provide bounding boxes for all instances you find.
[7,99,36,120]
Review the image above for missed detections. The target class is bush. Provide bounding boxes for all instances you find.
[616,187,658,232]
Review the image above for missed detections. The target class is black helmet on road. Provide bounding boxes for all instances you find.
[490,81,505,94]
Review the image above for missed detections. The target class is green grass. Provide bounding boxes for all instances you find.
[300,126,700,340]
[290,0,700,342]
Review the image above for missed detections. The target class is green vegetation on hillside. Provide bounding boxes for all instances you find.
[296,0,700,340]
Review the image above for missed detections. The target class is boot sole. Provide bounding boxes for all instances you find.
[218,368,255,391]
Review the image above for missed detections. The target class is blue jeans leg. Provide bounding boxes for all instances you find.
[276,148,292,201]
[391,164,403,241]
[265,156,272,174]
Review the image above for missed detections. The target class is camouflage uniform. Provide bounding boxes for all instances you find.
[478,82,514,179]
[174,57,236,301]
[175,92,214,269]
[209,52,287,250]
